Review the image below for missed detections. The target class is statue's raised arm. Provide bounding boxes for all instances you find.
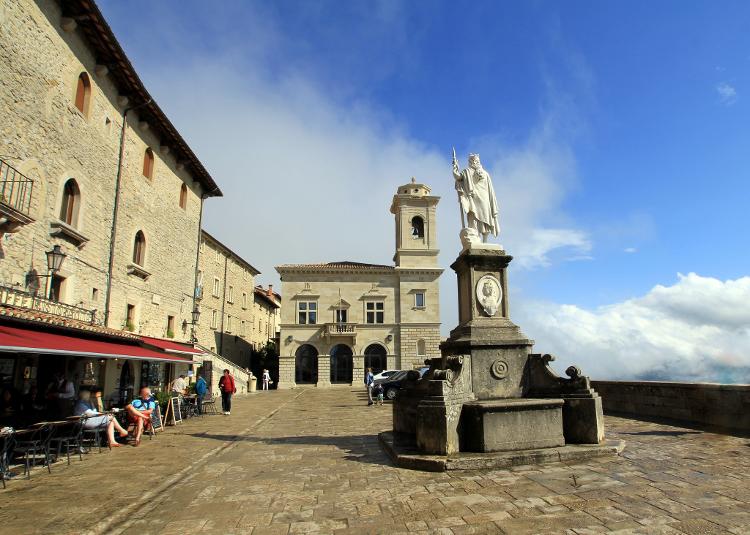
[452,152,500,246]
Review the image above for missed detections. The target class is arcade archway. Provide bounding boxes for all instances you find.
[330,344,353,384]
[295,344,318,384]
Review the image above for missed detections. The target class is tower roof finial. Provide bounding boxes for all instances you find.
[411,177,416,183]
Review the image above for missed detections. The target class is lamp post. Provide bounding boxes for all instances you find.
[44,244,66,300]
[183,306,201,343]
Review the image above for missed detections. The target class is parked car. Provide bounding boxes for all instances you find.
[372,369,398,382]
[374,368,429,400]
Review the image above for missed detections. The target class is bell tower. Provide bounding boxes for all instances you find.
[390,178,440,268]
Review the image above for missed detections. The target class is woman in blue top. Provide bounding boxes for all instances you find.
[195,374,207,414]
[73,390,128,448]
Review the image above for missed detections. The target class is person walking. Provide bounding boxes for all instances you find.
[365,367,374,406]
[261,369,270,391]
[218,369,236,415]
[194,374,208,415]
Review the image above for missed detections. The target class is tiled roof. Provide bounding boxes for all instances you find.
[277,261,395,271]
[58,0,221,196]
[0,304,139,341]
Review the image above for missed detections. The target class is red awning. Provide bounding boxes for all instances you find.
[0,325,192,363]
[140,336,204,355]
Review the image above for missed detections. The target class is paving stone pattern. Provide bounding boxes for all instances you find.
[0,389,749,534]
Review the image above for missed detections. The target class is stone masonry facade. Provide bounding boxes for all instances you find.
[0,0,218,342]
[194,231,260,368]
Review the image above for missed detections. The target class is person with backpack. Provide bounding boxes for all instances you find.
[218,369,236,415]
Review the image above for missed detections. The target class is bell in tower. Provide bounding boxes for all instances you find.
[390,177,440,268]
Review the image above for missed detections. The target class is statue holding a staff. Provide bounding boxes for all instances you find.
[452,149,500,246]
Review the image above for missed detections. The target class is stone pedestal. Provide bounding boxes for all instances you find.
[387,244,615,469]
[460,398,565,452]
[441,248,534,400]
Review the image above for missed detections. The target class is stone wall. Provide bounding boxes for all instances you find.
[592,380,750,433]
[0,0,208,341]
[398,324,441,370]
[195,232,257,367]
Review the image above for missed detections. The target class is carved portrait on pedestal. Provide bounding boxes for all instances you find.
[476,274,502,317]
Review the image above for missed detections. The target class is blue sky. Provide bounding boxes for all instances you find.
[98,1,750,382]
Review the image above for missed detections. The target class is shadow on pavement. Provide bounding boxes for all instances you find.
[621,430,702,437]
[186,433,392,466]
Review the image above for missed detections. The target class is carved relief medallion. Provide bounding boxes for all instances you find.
[490,359,509,380]
[476,274,502,317]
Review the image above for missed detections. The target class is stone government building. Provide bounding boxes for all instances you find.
[276,179,442,388]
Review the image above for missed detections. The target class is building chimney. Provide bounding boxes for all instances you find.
[267,284,273,296]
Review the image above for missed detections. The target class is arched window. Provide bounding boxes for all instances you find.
[142,148,154,179]
[59,179,80,227]
[179,183,188,209]
[417,339,426,356]
[133,231,146,266]
[74,72,91,115]
[411,216,424,239]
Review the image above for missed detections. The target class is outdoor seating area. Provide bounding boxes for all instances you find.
[0,391,221,489]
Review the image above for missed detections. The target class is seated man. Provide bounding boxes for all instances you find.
[125,387,156,446]
[73,390,128,448]
[171,374,187,396]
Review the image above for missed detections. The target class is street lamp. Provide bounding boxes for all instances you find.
[183,306,201,342]
[44,245,66,300]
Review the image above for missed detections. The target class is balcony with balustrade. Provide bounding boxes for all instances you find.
[323,322,357,341]
[0,158,34,232]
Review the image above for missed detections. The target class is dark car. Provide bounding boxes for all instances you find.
[374,368,427,401]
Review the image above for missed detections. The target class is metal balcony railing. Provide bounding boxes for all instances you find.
[0,284,97,324]
[0,158,33,217]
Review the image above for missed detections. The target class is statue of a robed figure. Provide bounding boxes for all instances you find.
[452,150,500,246]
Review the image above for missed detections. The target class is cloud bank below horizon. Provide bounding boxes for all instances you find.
[517,272,750,384]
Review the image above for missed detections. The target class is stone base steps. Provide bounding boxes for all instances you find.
[378,431,625,472]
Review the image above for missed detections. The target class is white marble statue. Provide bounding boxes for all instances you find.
[452,150,500,246]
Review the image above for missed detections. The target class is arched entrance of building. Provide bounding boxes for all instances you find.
[330,344,353,384]
[295,344,318,384]
[364,343,387,374]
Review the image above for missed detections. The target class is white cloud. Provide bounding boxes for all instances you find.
[515,273,750,383]
[129,36,591,333]
[716,82,737,105]
[624,247,637,253]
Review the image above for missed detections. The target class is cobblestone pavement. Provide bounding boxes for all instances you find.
[1,388,749,535]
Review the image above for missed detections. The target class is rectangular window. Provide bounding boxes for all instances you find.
[215,249,221,263]
[297,301,317,324]
[242,292,247,309]
[335,309,348,323]
[228,285,234,303]
[213,277,220,297]
[126,304,135,330]
[226,315,232,333]
[166,315,175,337]
[415,292,426,308]
[211,310,218,329]
[91,288,98,301]
[366,301,384,324]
